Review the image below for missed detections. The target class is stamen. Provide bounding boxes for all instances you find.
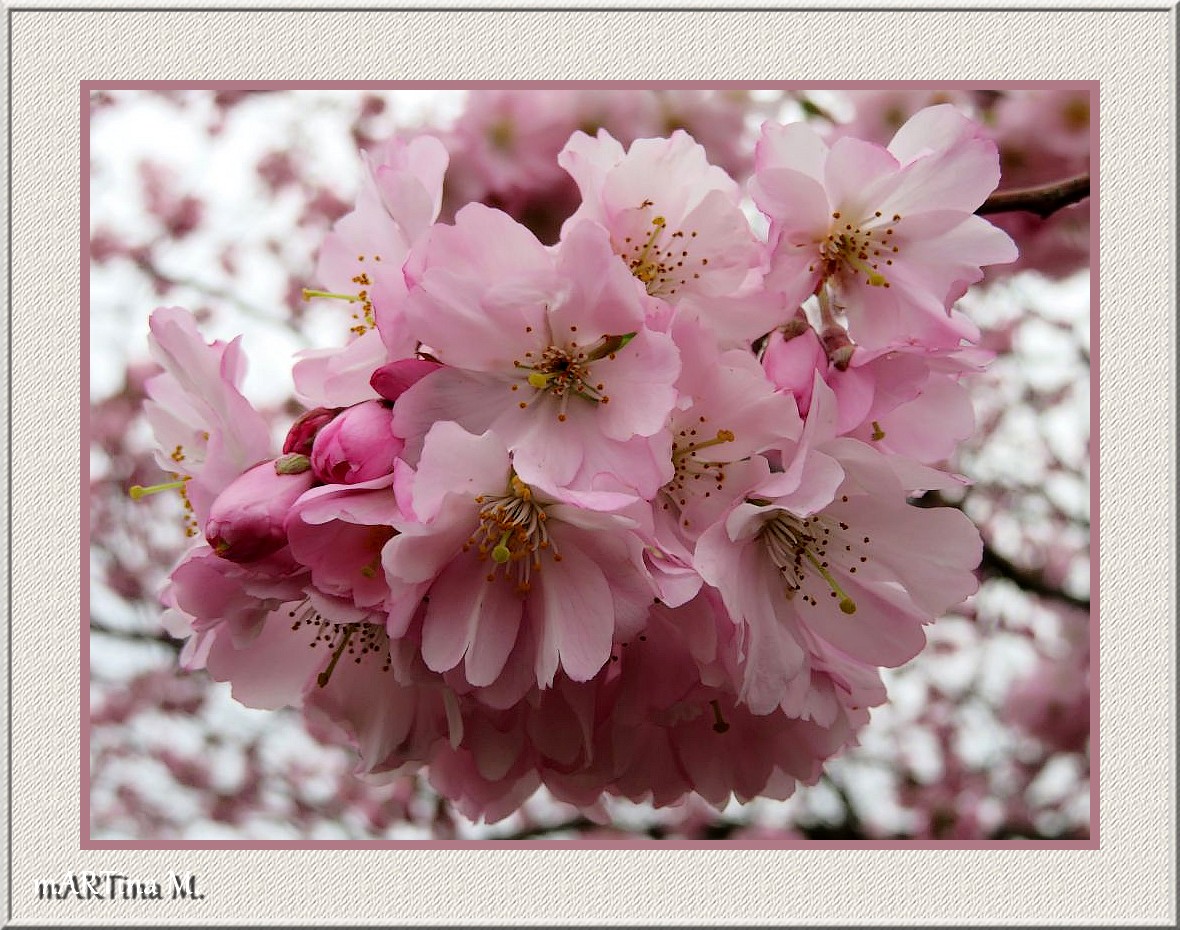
[760,511,859,614]
[473,475,555,593]
[845,253,887,287]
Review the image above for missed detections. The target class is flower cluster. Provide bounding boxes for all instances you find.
[139,104,1015,822]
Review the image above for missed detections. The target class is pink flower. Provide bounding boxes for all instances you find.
[644,317,802,605]
[310,400,402,485]
[163,543,308,647]
[383,422,655,690]
[302,627,454,779]
[762,326,986,464]
[312,135,449,358]
[204,458,316,563]
[392,207,680,493]
[142,306,272,524]
[558,129,763,305]
[695,385,981,714]
[753,105,1017,349]
[570,598,860,808]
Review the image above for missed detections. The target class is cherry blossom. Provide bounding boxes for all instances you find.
[753,105,1018,349]
[104,91,1090,835]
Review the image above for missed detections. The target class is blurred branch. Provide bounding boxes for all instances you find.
[979,545,1089,611]
[91,616,182,653]
[498,816,606,840]
[128,245,296,332]
[912,492,1089,610]
[978,174,1090,220]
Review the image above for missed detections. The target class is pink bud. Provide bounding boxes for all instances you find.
[204,460,314,562]
[310,400,402,485]
[283,406,341,456]
[370,358,442,402]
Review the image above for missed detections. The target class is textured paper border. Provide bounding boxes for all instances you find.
[11,7,1177,926]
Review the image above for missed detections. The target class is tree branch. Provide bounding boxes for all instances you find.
[978,545,1090,612]
[910,492,1089,611]
[90,617,183,653]
[978,174,1090,220]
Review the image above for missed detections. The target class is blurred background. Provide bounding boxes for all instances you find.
[88,87,1091,841]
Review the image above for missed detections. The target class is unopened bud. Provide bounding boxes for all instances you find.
[205,460,314,562]
[283,406,341,456]
[370,357,443,402]
[311,400,403,485]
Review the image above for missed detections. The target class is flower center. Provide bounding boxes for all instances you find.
[287,602,393,687]
[813,210,902,288]
[758,509,863,615]
[661,422,736,529]
[512,332,633,421]
[618,204,704,298]
[468,476,557,594]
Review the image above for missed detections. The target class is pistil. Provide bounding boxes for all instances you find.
[128,478,188,499]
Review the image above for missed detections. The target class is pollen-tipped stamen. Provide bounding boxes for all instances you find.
[761,511,858,614]
[474,476,556,592]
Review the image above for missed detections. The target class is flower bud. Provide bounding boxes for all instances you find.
[204,460,315,562]
[370,358,442,402]
[283,406,341,456]
[310,400,403,485]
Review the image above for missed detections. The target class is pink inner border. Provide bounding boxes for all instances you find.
[79,79,1099,852]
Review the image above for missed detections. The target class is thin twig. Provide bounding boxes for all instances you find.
[90,617,183,653]
[978,174,1090,220]
[978,545,1090,611]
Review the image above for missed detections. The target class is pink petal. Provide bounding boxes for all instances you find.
[536,535,614,683]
